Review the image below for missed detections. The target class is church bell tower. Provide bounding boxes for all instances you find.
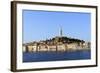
[60,25,63,37]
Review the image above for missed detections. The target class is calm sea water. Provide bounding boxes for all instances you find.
[23,50,91,62]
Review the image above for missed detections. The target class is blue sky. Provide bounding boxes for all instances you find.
[23,10,91,43]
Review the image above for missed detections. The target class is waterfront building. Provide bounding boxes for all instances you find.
[23,25,90,52]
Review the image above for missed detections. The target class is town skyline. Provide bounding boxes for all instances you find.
[23,10,91,43]
[23,27,85,45]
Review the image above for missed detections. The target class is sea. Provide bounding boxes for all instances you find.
[23,50,91,62]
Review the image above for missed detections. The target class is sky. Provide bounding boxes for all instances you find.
[23,10,91,43]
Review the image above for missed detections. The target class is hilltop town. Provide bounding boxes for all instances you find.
[23,26,90,52]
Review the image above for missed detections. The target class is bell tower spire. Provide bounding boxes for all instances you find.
[60,25,63,37]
